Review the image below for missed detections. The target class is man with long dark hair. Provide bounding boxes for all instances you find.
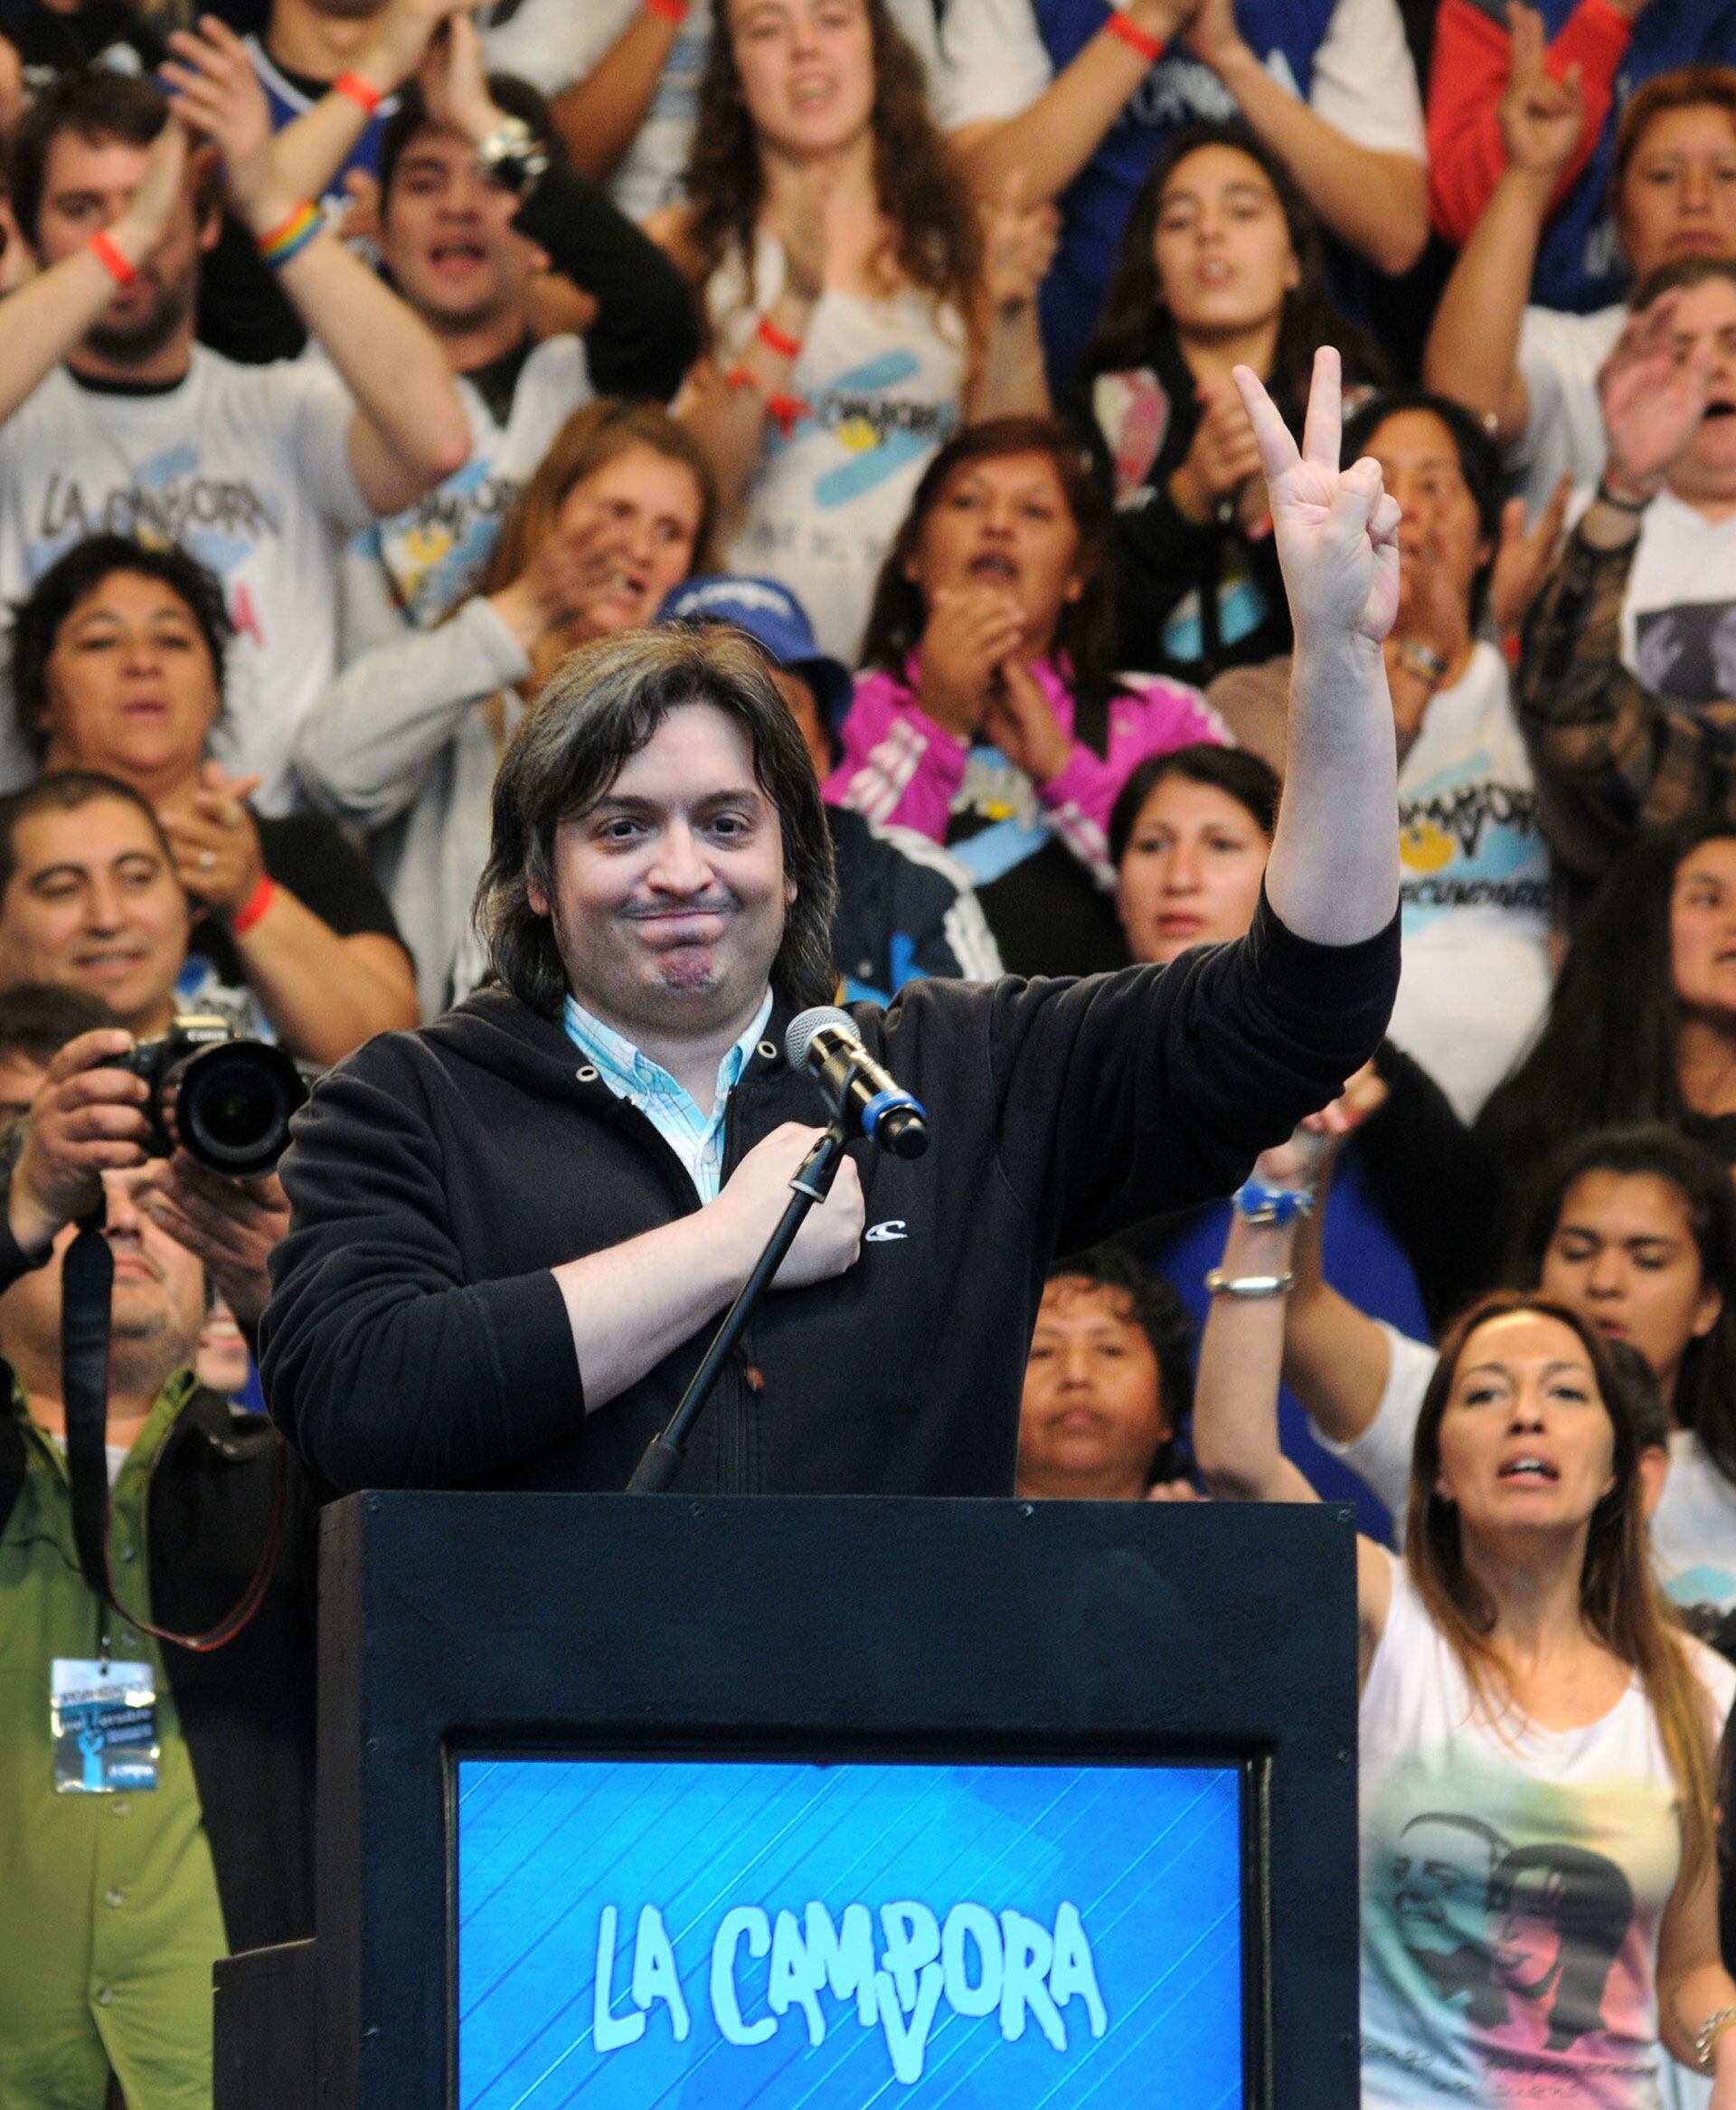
[256,351,1405,1500]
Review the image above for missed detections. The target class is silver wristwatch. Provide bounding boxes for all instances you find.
[473,116,551,198]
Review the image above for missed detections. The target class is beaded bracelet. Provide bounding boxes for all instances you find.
[332,71,383,117]
[1105,9,1165,62]
[89,232,137,288]
[257,201,323,270]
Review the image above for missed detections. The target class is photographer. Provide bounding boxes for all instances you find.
[0,1015,319,2110]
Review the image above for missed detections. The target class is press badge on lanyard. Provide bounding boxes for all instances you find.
[51,1658,159,1793]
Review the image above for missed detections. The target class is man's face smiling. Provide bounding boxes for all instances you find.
[533,703,794,1051]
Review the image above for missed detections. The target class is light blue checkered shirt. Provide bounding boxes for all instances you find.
[562,990,775,1203]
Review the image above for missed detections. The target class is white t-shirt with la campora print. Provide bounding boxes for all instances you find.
[0,348,374,812]
[1326,1324,1736,1619]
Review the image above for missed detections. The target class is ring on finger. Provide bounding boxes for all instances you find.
[199,849,216,872]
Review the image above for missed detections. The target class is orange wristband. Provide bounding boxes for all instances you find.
[644,0,686,20]
[332,71,383,117]
[89,232,137,288]
[1105,9,1165,62]
[231,874,276,935]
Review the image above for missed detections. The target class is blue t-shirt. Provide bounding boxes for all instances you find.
[1502,0,1736,315]
[1027,0,1335,383]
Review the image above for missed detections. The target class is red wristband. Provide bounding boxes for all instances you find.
[332,71,383,117]
[89,232,137,289]
[1104,9,1165,62]
[230,874,276,935]
[756,313,803,361]
[644,0,686,20]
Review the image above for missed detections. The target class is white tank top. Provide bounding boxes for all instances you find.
[705,232,969,663]
[1358,1556,1734,2108]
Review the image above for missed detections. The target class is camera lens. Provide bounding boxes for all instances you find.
[172,1043,307,1176]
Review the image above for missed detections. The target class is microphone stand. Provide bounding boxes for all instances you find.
[626,1119,851,1493]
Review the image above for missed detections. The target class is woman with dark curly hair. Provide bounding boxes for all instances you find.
[827,414,1222,975]
[1074,120,1383,685]
[648,0,1057,663]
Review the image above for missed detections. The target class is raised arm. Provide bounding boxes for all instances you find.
[1179,0,1427,278]
[168,18,469,511]
[547,4,682,185]
[1516,294,1727,874]
[948,0,1191,206]
[1422,10,1586,446]
[1428,0,1627,251]
[1238,346,1401,946]
[1191,1121,1395,1676]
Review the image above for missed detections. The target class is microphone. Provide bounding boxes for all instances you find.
[786,1007,930,1159]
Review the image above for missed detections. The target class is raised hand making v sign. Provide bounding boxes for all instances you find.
[1232,345,1402,948]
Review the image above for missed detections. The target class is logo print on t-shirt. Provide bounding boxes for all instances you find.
[1633,601,1736,708]
[1391,1812,1635,2050]
[764,350,957,510]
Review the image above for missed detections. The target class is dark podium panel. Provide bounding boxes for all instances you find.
[288,1493,1358,2108]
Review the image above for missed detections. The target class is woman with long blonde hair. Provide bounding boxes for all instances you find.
[296,399,715,1015]
[649,0,1056,663]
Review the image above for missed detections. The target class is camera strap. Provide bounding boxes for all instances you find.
[61,1203,286,1655]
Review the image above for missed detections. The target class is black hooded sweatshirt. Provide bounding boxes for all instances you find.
[259,893,1398,1497]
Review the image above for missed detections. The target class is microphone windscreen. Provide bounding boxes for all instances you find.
[784,1006,854,1072]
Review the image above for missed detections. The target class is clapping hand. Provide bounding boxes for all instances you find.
[162,16,289,232]
[1233,346,1401,649]
[1599,290,1708,501]
[1488,468,1572,639]
[980,170,1060,315]
[157,761,269,923]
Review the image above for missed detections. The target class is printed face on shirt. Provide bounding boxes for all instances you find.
[1652,275,1736,503]
[38,569,221,790]
[725,0,876,161]
[1432,1310,1617,1541]
[906,451,1086,661]
[0,795,187,1038]
[1363,408,1488,639]
[1115,775,1269,964]
[1618,103,1736,282]
[551,445,707,642]
[1670,834,1736,1019]
[33,128,216,366]
[0,1165,206,1399]
[1017,1277,1171,1500]
[1540,1170,1721,1408]
[380,124,545,335]
[530,702,794,1047]
[1150,143,1300,346]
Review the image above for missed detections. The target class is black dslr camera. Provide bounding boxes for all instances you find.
[118,1014,307,1178]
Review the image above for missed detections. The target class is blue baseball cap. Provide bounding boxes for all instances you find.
[656,574,854,730]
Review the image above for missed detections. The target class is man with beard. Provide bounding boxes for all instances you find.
[0,59,469,810]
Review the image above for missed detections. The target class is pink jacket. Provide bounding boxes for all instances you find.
[825,655,1228,887]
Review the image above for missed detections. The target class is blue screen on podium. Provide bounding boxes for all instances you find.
[455,1754,1245,2107]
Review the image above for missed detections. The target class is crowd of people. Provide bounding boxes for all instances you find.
[1,0,1736,2101]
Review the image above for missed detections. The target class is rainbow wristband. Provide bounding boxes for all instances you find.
[257,201,322,270]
